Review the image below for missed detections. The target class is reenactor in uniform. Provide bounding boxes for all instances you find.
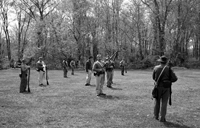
[104,56,115,88]
[120,59,126,75]
[85,56,93,86]
[70,59,76,75]
[92,54,106,96]
[36,57,46,86]
[152,56,178,122]
[19,59,30,93]
[63,59,68,78]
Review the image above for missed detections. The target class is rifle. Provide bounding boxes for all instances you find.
[168,60,172,105]
[27,68,31,92]
[46,66,49,85]
[109,51,119,61]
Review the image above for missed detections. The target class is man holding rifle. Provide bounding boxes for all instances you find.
[152,56,178,122]
[63,59,68,78]
[85,56,93,86]
[36,57,46,86]
[19,59,30,93]
[104,56,115,88]
[92,54,106,96]
[120,58,126,75]
[109,51,118,84]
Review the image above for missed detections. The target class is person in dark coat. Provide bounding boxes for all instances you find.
[120,59,126,75]
[63,59,68,78]
[152,56,178,122]
[70,59,76,75]
[19,59,30,93]
[104,56,115,88]
[85,56,93,86]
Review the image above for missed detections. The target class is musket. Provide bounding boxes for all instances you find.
[46,66,49,85]
[27,68,31,92]
[109,50,119,61]
[167,59,172,106]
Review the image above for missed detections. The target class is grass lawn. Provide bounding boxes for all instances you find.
[0,68,200,128]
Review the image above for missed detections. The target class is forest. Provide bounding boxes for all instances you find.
[0,0,200,69]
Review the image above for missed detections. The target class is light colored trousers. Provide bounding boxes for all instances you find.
[39,71,45,85]
[154,87,170,120]
[95,74,105,95]
[86,70,92,84]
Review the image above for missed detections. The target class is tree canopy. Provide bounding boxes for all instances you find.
[1,0,200,69]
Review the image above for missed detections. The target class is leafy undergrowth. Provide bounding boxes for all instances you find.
[0,69,200,128]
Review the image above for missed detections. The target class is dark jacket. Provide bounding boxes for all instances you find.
[70,60,75,68]
[153,65,177,87]
[63,60,68,69]
[36,61,45,72]
[104,60,114,72]
[86,60,92,72]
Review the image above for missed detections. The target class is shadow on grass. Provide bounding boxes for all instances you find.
[164,121,191,128]
[21,91,32,94]
[98,95,120,100]
[70,74,78,76]
[89,84,96,87]
[39,84,49,87]
[112,83,120,85]
[108,87,123,90]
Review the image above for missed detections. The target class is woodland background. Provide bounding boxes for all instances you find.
[1,0,200,69]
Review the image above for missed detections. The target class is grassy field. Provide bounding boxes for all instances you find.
[0,68,200,128]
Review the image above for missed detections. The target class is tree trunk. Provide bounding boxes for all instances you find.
[4,26,11,61]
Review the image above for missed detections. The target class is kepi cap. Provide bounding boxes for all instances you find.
[157,56,168,63]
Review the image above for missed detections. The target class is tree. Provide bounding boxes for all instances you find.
[13,1,32,60]
[0,0,13,61]
[141,0,173,55]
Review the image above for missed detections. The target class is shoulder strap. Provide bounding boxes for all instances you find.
[97,61,103,67]
[156,65,167,83]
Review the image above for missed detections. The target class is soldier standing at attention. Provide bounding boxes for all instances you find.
[85,56,93,86]
[36,57,46,86]
[120,59,125,75]
[92,54,106,96]
[104,56,115,88]
[19,59,30,93]
[70,59,75,75]
[63,59,68,78]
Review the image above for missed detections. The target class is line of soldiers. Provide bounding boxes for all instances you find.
[91,54,126,96]
[62,54,126,96]
[18,55,178,123]
[62,59,76,78]
[19,55,126,95]
[19,57,47,93]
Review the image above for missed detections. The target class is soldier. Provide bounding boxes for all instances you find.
[152,56,178,122]
[92,54,106,96]
[85,56,93,86]
[70,59,76,75]
[19,59,30,93]
[36,57,46,86]
[63,59,68,78]
[120,59,126,75]
[104,56,115,88]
